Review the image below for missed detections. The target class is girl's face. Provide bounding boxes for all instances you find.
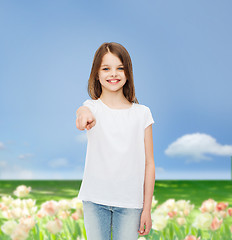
[98,52,127,93]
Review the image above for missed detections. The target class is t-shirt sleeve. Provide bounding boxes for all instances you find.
[82,99,97,116]
[144,106,155,129]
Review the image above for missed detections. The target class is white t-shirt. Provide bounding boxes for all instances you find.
[77,98,155,209]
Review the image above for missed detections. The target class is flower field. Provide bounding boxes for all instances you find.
[0,180,231,240]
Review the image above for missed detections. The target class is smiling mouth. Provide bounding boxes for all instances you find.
[107,79,120,83]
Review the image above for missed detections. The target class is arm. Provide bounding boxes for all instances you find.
[138,124,155,236]
[143,124,155,212]
[76,106,90,117]
[76,106,96,131]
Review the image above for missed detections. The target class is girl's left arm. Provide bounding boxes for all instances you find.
[143,124,155,213]
[138,124,155,236]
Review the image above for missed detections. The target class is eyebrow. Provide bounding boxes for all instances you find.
[101,64,124,67]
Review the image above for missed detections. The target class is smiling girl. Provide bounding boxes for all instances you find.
[76,42,155,240]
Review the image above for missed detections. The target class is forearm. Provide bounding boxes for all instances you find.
[76,106,90,117]
[143,161,155,212]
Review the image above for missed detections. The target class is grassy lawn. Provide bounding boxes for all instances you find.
[154,180,232,209]
[0,179,231,209]
[0,180,232,239]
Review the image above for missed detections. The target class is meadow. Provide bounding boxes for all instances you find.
[0,180,231,240]
[1,180,231,207]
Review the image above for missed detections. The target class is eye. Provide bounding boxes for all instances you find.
[102,67,124,70]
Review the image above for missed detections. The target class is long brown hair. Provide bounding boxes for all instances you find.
[86,42,139,104]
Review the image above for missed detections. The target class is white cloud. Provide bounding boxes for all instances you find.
[48,158,69,168]
[165,133,232,162]
[0,164,84,180]
[76,132,87,143]
[156,170,230,180]
[18,153,34,159]
[17,169,34,179]
[155,167,165,173]
[0,164,229,180]
[0,165,34,179]
[23,142,30,147]
[153,167,230,180]
[0,161,7,167]
[0,142,5,150]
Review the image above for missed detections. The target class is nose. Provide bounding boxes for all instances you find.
[110,69,118,77]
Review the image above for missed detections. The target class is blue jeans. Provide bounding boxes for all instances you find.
[82,200,143,240]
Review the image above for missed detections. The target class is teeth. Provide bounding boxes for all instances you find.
[108,80,119,83]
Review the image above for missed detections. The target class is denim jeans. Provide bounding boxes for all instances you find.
[82,200,143,240]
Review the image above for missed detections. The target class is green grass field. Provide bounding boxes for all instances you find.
[0,179,231,209]
[0,180,232,239]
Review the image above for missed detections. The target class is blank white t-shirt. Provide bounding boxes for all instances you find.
[77,98,155,209]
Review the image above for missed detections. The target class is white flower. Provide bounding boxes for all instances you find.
[41,200,59,216]
[58,199,72,211]
[11,207,23,219]
[19,216,36,230]
[199,199,217,213]
[10,224,29,240]
[192,212,213,230]
[36,209,48,218]
[21,199,37,215]
[2,209,13,219]
[76,237,85,240]
[46,218,63,234]
[13,185,31,198]
[23,198,36,208]
[151,196,158,208]
[11,199,23,208]
[70,197,83,209]
[163,199,176,211]
[151,214,169,231]
[176,217,186,225]
[1,195,14,206]
[1,220,18,235]
[176,200,194,212]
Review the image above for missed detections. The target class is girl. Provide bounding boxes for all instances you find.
[76,42,155,240]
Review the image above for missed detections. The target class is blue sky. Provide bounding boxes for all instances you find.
[0,0,231,180]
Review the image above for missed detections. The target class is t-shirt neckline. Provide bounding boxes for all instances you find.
[98,98,134,111]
